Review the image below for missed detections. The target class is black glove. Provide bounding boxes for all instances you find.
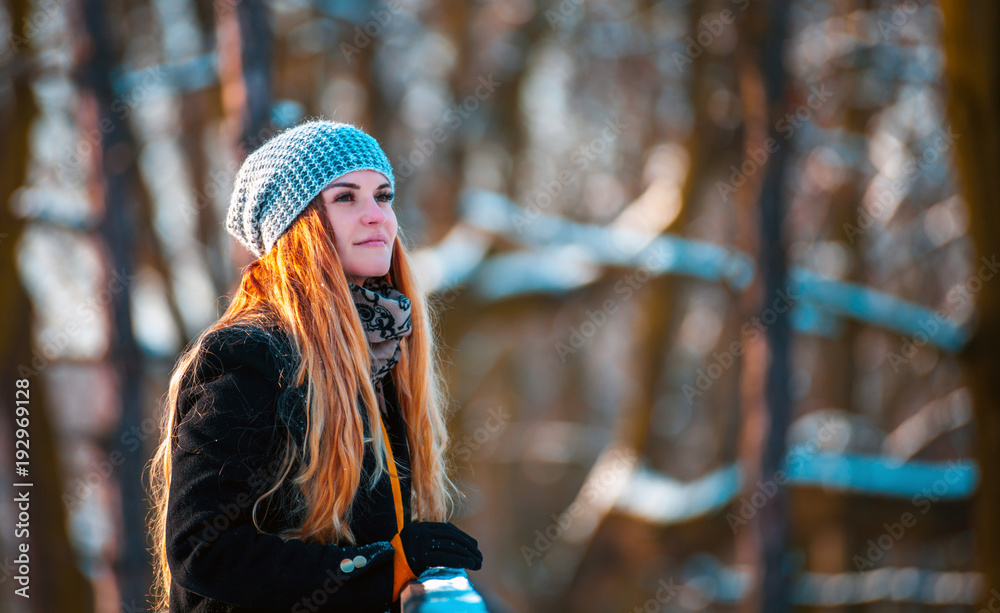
[398,521,483,574]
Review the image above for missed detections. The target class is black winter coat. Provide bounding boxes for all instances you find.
[165,323,413,612]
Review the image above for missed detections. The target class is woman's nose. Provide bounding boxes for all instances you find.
[361,196,387,224]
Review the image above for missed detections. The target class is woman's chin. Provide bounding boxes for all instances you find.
[346,262,392,281]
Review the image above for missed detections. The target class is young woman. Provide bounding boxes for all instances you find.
[147,120,482,613]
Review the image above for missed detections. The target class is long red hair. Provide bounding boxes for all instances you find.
[146,198,456,611]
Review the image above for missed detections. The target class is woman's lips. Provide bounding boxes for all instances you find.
[356,239,387,247]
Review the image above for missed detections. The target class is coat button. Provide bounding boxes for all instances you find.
[340,558,355,573]
[353,555,367,568]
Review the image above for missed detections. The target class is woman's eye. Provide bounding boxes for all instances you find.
[335,192,354,202]
[376,192,394,203]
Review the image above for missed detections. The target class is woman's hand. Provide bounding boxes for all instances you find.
[398,522,483,574]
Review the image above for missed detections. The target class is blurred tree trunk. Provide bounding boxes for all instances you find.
[220,0,272,158]
[564,0,752,608]
[0,1,95,612]
[750,0,794,611]
[217,0,272,270]
[180,89,229,302]
[235,0,272,155]
[182,6,227,304]
[938,2,1000,608]
[77,0,150,609]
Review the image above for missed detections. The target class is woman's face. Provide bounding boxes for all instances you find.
[318,169,397,286]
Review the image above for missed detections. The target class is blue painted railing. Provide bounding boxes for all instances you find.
[435,189,970,352]
[401,568,489,613]
[612,452,978,526]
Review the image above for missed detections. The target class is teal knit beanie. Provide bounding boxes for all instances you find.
[226,120,395,258]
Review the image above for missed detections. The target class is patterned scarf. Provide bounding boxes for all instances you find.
[349,277,412,385]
